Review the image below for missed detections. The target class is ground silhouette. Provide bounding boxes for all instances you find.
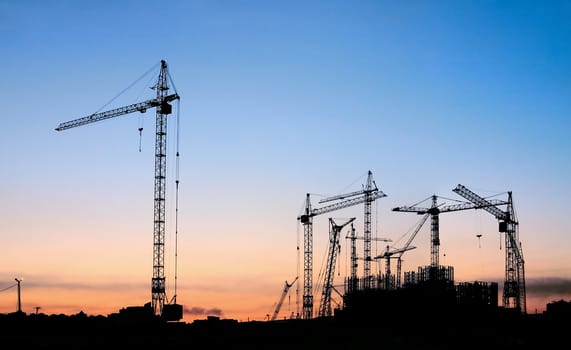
[1,300,569,348]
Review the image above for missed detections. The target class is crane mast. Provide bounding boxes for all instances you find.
[55,60,180,317]
[347,223,358,293]
[452,184,526,314]
[362,171,376,289]
[297,179,386,319]
[151,60,170,316]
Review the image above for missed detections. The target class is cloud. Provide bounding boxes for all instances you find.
[4,279,145,291]
[184,306,223,317]
[526,277,571,298]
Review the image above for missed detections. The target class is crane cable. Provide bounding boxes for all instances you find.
[0,283,17,292]
[95,62,159,115]
[81,61,158,152]
[164,63,181,305]
[296,218,301,318]
[172,97,181,304]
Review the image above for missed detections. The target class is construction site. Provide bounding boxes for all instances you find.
[291,170,526,321]
[2,59,568,347]
[49,60,526,322]
[2,165,567,347]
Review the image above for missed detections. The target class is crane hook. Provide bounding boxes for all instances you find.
[138,127,143,152]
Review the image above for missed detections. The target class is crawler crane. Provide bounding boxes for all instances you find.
[271,277,298,321]
[318,217,355,318]
[55,60,181,319]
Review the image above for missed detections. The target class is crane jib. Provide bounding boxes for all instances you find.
[55,93,179,131]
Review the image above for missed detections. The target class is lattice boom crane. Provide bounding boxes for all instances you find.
[271,277,298,321]
[318,217,355,318]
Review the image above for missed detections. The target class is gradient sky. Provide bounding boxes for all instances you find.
[1,0,570,322]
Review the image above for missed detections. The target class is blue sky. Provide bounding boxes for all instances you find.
[1,0,570,320]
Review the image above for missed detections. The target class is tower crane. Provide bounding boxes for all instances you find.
[297,174,386,319]
[318,217,356,318]
[392,195,508,281]
[271,277,298,321]
[452,184,526,314]
[55,60,181,318]
[319,170,381,289]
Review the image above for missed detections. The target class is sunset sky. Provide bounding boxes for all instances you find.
[1,0,570,322]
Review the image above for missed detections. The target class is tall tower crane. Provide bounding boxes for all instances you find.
[318,217,356,318]
[392,195,508,281]
[297,176,386,319]
[55,60,180,318]
[452,184,526,314]
[271,277,298,321]
[319,170,381,289]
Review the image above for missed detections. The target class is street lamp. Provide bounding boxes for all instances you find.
[14,277,23,313]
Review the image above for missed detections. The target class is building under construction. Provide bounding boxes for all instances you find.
[339,265,500,321]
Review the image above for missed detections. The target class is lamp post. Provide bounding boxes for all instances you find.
[14,278,22,313]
